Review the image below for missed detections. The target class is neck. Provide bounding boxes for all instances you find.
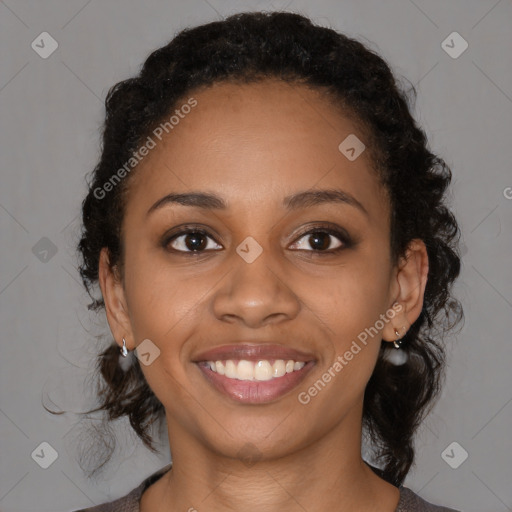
[143,406,400,512]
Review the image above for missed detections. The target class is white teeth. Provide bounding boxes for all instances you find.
[215,361,225,375]
[237,360,255,380]
[254,360,273,381]
[225,360,237,378]
[273,360,286,377]
[206,359,306,381]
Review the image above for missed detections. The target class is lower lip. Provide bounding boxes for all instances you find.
[195,361,315,404]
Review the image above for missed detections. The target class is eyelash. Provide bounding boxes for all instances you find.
[161,223,354,256]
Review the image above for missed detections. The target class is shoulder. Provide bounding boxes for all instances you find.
[70,484,141,512]
[70,463,173,512]
[396,486,460,512]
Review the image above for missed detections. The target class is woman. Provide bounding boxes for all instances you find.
[70,11,462,512]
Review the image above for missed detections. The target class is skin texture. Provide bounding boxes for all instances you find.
[98,79,429,512]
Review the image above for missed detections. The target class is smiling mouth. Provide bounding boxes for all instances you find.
[201,358,306,381]
[195,358,316,404]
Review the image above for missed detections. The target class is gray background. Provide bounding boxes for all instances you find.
[1,1,511,511]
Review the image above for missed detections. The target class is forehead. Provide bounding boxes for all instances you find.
[124,79,389,221]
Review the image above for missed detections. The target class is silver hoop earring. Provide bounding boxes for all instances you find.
[120,338,129,357]
[393,329,404,349]
[383,328,409,365]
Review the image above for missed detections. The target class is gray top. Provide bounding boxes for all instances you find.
[72,463,460,512]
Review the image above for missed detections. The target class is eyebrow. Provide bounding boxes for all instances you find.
[146,188,368,217]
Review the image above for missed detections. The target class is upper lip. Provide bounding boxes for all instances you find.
[193,343,316,363]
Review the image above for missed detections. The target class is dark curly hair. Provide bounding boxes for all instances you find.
[54,11,463,487]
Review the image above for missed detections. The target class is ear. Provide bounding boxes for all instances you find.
[382,239,429,343]
[98,247,134,351]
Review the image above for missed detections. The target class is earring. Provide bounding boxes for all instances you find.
[393,328,405,349]
[120,338,129,357]
[383,327,409,366]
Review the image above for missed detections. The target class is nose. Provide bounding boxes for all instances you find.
[211,247,301,328]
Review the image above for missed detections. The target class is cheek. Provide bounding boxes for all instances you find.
[301,274,389,415]
[320,263,391,337]
[310,258,391,391]
[123,248,208,341]
[123,254,202,412]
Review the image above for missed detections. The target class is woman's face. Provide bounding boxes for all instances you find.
[100,79,426,461]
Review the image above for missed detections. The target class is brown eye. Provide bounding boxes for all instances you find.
[165,229,222,253]
[306,232,338,251]
[290,226,351,253]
